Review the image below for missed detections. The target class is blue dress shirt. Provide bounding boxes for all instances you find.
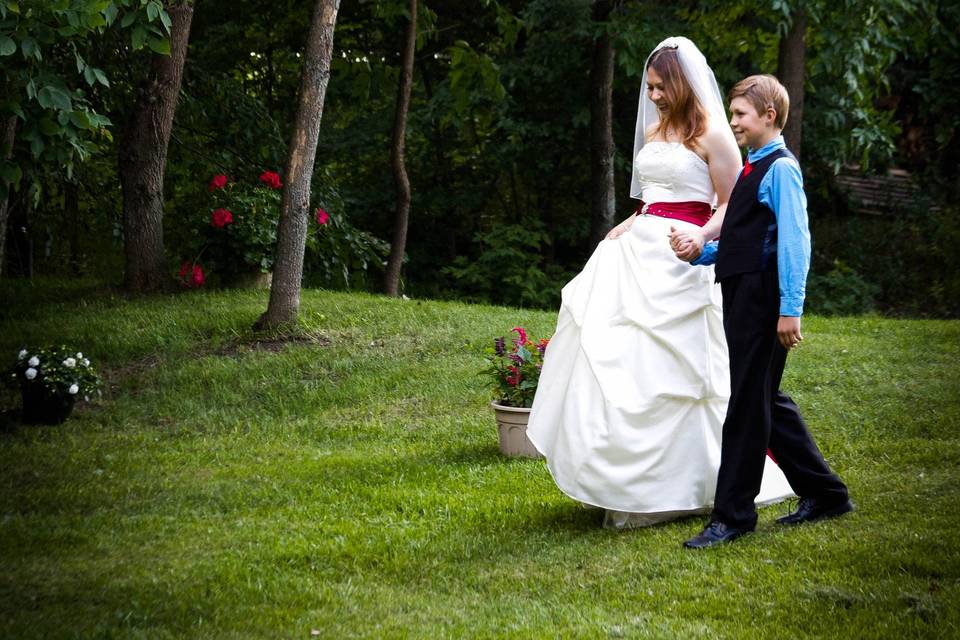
[692,136,810,316]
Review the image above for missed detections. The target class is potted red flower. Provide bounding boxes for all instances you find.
[484,327,548,458]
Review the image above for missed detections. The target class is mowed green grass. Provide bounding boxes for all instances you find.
[0,278,957,639]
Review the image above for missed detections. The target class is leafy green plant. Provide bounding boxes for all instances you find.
[6,345,101,399]
[443,220,570,309]
[304,206,390,290]
[806,259,880,316]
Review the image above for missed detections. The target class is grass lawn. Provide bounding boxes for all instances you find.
[1,278,958,639]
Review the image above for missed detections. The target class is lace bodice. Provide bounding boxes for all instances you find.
[633,141,714,204]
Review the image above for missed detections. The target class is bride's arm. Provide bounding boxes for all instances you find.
[672,126,742,260]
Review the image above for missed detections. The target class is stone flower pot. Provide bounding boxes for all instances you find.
[491,401,543,459]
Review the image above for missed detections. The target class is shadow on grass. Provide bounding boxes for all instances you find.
[0,407,71,435]
[517,501,607,533]
[0,408,20,434]
[428,441,513,466]
[0,278,119,322]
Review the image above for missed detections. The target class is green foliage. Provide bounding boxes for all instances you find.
[303,207,390,291]
[613,3,695,81]
[806,259,880,316]
[804,0,911,172]
[886,0,959,185]
[675,0,921,173]
[443,219,570,308]
[0,0,171,200]
[446,40,505,120]
[8,0,959,321]
[174,68,288,174]
[809,197,960,317]
[186,0,323,126]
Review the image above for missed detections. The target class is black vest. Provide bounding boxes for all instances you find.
[715,148,795,282]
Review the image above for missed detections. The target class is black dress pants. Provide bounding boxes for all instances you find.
[711,271,849,529]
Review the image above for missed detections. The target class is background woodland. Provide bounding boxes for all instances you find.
[2,0,957,316]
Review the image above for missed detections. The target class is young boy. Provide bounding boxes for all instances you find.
[670,75,853,549]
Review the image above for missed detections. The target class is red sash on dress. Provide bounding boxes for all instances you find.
[634,200,712,227]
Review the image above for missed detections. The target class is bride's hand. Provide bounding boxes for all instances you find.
[605,219,633,240]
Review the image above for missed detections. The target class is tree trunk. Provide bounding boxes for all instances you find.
[118,2,194,293]
[588,0,616,248]
[383,0,417,297]
[777,7,806,163]
[0,115,16,278]
[254,0,341,330]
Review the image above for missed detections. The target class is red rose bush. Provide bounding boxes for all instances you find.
[176,167,389,289]
[177,170,287,286]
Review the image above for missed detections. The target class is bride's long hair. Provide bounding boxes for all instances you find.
[647,47,708,150]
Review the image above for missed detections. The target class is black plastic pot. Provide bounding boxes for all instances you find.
[21,384,76,425]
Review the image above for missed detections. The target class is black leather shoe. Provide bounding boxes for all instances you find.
[683,520,753,549]
[776,497,854,525]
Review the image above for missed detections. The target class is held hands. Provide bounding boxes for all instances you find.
[669,226,705,262]
[777,316,803,350]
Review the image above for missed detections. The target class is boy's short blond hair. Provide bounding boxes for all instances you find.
[729,75,790,129]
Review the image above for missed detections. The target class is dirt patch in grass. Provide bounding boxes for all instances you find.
[216,331,332,356]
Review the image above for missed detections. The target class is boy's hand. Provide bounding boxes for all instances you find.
[777,316,803,350]
[669,226,704,262]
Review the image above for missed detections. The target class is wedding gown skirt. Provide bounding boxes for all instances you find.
[526,213,794,527]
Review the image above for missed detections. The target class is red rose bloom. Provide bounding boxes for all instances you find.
[190,264,205,288]
[178,262,205,288]
[208,174,228,191]
[210,208,234,228]
[315,207,330,225]
[259,170,282,190]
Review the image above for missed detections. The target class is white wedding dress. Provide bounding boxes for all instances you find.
[526,141,795,528]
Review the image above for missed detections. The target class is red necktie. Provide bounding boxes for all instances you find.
[741,158,753,178]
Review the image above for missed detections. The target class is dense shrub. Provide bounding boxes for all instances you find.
[809,201,960,317]
[806,260,880,316]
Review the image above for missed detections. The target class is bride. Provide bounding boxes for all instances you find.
[526,37,794,529]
